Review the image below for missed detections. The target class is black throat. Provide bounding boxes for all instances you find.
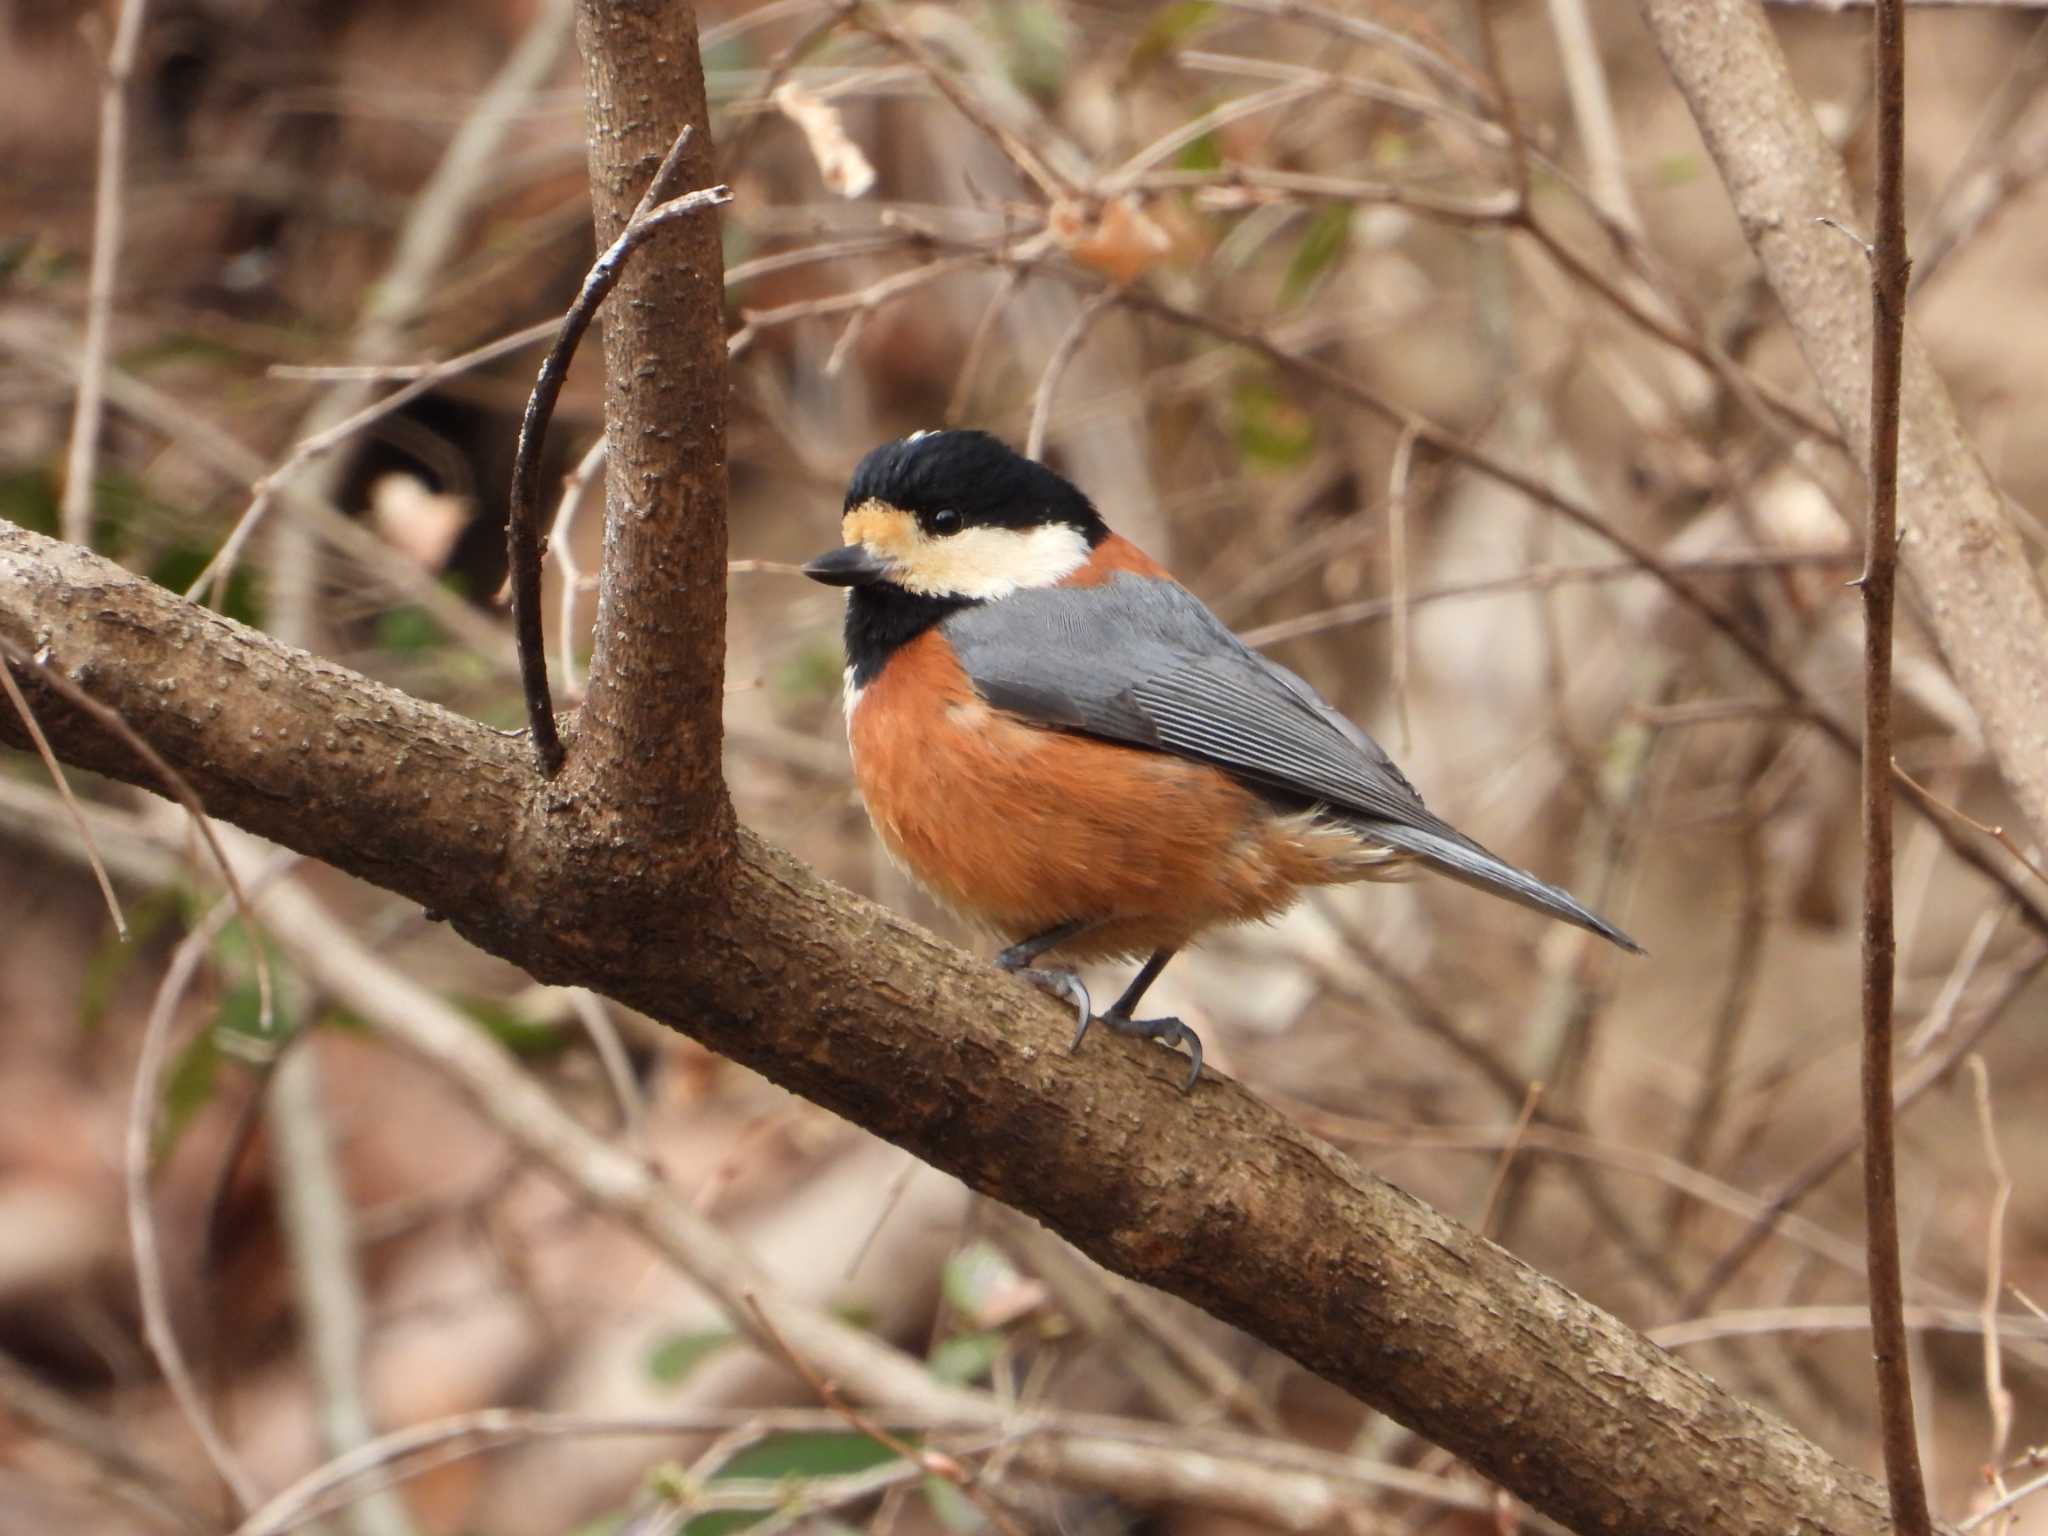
[843,586,980,688]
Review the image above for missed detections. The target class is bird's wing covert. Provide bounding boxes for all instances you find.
[940,574,1456,835]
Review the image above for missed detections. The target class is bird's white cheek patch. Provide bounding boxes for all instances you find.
[842,665,864,728]
[896,523,1090,599]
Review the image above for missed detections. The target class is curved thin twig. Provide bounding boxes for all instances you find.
[504,124,732,777]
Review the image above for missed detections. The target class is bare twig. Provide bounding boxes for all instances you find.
[189,320,558,607]
[1962,1468,2048,1532]
[547,435,607,699]
[1,637,271,1025]
[228,1401,1512,1536]
[1687,950,2039,1310]
[1209,0,1494,106]
[1472,0,1531,208]
[1237,549,1854,647]
[60,0,150,547]
[1895,762,2048,890]
[1644,0,2048,856]
[1968,1056,2017,1511]
[1025,291,1113,461]
[854,2,1069,198]
[1687,946,2048,1314]
[565,986,644,1141]
[1664,763,1769,1237]
[1474,1082,1544,1237]
[127,863,300,1515]
[0,1347,209,1534]
[1650,1306,2048,1350]
[0,655,126,937]
[1543,0,1643,237]
[269,1035,419,1536]
[505,121,732,777]
[947,267,1027,424]
[744,1293,1031,1536]
[1384,425,1420,753]
[1856,0,1931,1527]
[1906,904,2006,1058]
[208,854,1513,1534]
[236,1408,953,1536]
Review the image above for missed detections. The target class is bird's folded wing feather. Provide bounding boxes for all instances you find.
[941,572,1645,953]
[940,574,1460,837]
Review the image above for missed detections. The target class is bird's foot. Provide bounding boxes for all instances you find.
[1009,965,1093,1043]
[1096,1010,1204,1093]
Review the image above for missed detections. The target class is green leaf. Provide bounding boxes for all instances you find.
[829,1299,878,1333]
[214,975,286,1047]
[1279,204,1353,308]
[646,1327,733,1386]
[922,1474,986,1534]
[987,0,1072,98]
[775,636,846,706]
[1232,377,1316,469]
[147,542,263,624]
[77,889,182,1032]
[928,1329,1003,1386]
[717,1432,902,1480]
[117,332,244,373]
[375,605,446,656]
[453,995,566,1058]
[940,1240,1021,1318]
[1128,1,1216,77]
[1655,153,1701,187]
[686,1433,904,1536]
[1174,129,1223,173]
[156,1027,220,1163]
[0,468,60,536]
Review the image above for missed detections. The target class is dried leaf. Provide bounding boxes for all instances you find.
[773,82,877,200]
[369,472,468,572]
[1049,194,1174,284]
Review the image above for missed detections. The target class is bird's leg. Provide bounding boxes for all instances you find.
[1099,949,1202,1092]
[995,919,1095,1044]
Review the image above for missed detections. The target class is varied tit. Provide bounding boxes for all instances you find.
[806,429,1643,1091]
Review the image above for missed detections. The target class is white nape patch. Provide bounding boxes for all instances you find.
[841,664,864,727]
[895,521,1090,600]
[905,428,938,442]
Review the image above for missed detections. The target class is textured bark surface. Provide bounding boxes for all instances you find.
[1639,0,2048,851]
[0,3,1963,1530]
[0,521,1919,1536]
[564,0,733,849]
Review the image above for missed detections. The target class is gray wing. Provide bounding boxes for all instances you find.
[942,575,1642,952]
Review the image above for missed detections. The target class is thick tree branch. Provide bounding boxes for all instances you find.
[1638,0,2048,851]
[0,521,1929,1536]
[564,1,732,845]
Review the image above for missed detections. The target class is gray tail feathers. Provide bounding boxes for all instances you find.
[1368,822,1646,955]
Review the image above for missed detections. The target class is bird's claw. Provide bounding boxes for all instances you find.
[1103,1012,1204,1093]
[1014,967,1092,1041]
[1004,960,1202,1093]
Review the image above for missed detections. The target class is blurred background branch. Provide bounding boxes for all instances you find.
[4,0,2048,1532]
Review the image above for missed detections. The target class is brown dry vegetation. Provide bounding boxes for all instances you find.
[2,1,2047,1532]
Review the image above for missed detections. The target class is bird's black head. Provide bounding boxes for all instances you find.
[807,431,1109,685]
[843,430,1107,543]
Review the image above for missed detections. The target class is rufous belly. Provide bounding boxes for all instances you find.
[847,630,1405,961]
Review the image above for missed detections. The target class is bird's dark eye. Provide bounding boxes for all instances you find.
[927,509,963,536]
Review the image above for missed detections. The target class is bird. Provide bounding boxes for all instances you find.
[806,429,1642,1091]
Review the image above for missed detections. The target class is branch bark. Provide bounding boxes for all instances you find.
[1859,0,1933,1529]
[564,0,732,846]
[0,5,1969,1533]
[1638,0,2048,852]
[0,519,1931,1536]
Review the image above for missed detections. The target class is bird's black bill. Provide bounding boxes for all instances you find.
[803,544,891,587]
